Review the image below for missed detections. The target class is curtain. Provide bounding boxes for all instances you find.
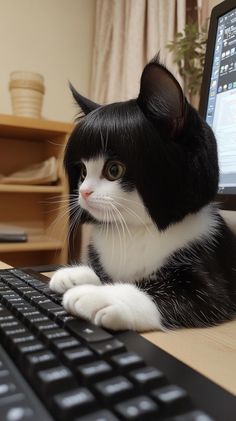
[90,0,186,104]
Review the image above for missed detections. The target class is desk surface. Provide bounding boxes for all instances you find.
[1,261,236,396]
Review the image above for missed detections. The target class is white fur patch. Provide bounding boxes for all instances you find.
[91,204,219,282]
[49,265,101,293]
[63,283,163,332]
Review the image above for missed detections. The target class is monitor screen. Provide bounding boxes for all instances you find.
[205,6,236,194]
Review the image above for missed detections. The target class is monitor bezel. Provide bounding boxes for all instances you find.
[199,0,236,210]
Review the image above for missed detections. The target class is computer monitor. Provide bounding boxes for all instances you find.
[199,0,236,210]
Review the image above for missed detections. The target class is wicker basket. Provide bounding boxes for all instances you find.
[9,71,45,118]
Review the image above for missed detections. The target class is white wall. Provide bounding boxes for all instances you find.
[0,0,95,122]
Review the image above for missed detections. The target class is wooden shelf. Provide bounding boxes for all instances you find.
[0,114,71,266]
[0,235,64,252]
[0,113,73,140]
[0,184,64,193]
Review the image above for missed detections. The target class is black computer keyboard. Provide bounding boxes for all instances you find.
[0,269,235,421]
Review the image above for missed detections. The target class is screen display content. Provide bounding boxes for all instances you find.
[206,7,236,193]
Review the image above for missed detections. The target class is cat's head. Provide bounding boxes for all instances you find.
[65,57,219,230]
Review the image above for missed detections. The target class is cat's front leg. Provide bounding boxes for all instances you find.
[49,265,101,294]
[63,283,163,332]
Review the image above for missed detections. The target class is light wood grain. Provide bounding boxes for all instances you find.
[143,321,236,395]
[0,261,12,269]
[0,184,63,193]
[0,236,63,252]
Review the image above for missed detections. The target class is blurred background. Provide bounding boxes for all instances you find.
[0,0,227,267]
[0,0,221,122]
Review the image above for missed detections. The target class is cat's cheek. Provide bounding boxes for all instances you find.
[62,284,164,332]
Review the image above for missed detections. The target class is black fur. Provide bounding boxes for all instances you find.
[65,58,236,328]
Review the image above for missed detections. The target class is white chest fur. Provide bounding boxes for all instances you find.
[91,204,219,283]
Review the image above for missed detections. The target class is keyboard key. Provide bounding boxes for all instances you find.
[78,410,120,421]
[24,314,49,328]
[31,320,59,334]
[94,376,134,402]
[115,395,159,420]
[66,319,112,343]
[77,360,113,384]
[51,336,81,353]
[111,352,145,372]
[89,339,126,357]
[16,340,45,361]
[151,384,191,416]
[41,328,69,344]
[0,307,14,322]
[0,401,36,420]
[0,382,17,398]
[8,333,36,351]
[35,365,77,396]
[168,410,215,421]
[63,347,95,367]
[36,300,62,314]
[25,350,59,374]
[129,366,166,390]
[53,387,97,419]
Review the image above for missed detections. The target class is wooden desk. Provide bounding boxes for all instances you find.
[1,261,235,396]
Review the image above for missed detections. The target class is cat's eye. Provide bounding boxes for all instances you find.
[80,162,87,182]
[103,161,126,181]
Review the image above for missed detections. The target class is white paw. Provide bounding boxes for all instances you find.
[63,283,163,332]
[49,266,101,294]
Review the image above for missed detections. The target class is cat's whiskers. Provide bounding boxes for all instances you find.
[107,206,115,264]
[91,195,132,241]
[47,199,78,232]
[68,205,84,261]
[46,196,82,259]
[110,204,126,275]
[108,194,145,208]
[109,197,153,235]
[94,195,127,273]
[109,201,132,240]
[105,193,153,234]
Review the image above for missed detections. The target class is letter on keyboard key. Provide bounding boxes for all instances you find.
[151,384,192,416]
[169,410,215,421]
[110,352,145,371]
[35,365,77,397]
[77,360,113,384]
[66,319,112,342]
[63,347,95,367]
[0,402,35,421]
[115,395,159,420]
[129,366,166,390]
[89,339,126,357]
[53,387,97,418]
[25,350,59,375]
[16,341,45,364]
[51,336,81,352]
[94,376,134,403]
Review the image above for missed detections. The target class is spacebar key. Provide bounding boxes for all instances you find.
[65,319,113,343]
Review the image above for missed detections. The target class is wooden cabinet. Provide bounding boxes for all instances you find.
[0,114,73,267]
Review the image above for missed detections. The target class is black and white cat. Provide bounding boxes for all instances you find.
[50,58,236,332]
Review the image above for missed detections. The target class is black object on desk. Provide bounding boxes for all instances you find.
[0,267,235,421]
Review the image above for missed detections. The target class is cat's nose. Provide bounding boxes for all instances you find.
[80,189,93,200]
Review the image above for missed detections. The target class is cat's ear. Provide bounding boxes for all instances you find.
[69,82,100,115]
[137,56,186,139]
